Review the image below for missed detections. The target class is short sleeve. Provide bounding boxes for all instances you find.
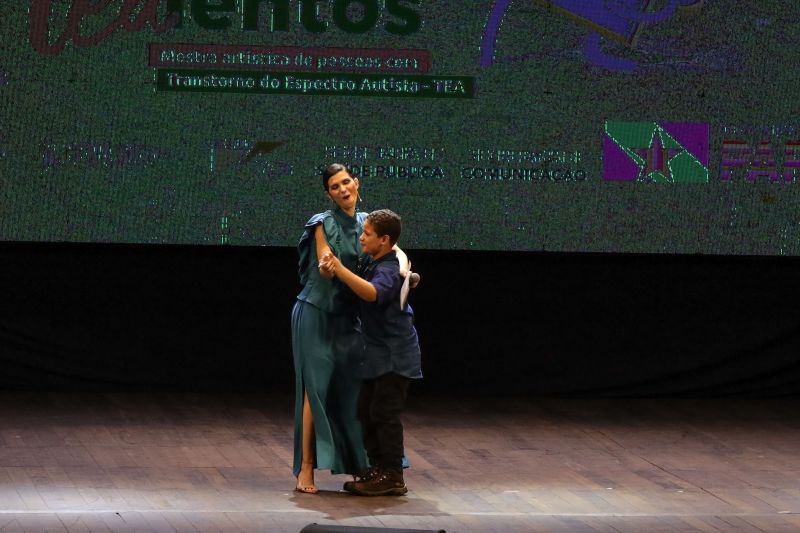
[304,212,330,231]
[370,262,400,307]
[297,211,332,285]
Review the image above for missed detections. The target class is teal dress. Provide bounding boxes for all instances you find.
[292,206,369,476]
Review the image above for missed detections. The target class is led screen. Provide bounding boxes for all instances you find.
[1,1,798,254]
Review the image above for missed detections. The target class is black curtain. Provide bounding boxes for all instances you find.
[1,242,799,396]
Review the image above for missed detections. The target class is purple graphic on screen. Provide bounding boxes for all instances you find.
[659,122,710,167]
[603,134,641,181]
[481,0,704,72]
[481,0,514,68]
[603,122,710,183]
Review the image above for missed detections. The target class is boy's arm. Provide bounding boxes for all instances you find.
[321,252,377,302]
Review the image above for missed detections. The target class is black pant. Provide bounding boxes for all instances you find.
[358,372,410,471]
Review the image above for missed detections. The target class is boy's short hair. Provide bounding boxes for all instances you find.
[367,209,402,246]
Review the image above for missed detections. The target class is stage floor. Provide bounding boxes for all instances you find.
[0,393,799,532]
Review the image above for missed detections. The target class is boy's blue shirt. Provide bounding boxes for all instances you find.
[357,250,422,380]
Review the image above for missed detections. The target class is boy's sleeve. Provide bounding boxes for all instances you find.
[369,263,400,307]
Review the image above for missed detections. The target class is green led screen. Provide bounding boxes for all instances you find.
[1,0,798,254]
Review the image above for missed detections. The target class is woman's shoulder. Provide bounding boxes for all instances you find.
[304,210,333,228]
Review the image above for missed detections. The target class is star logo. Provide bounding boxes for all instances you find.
[603,122,710,182]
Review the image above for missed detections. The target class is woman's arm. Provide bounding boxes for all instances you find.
[392,245,420,287]
[393,245,409,277]
[314,224,335,279]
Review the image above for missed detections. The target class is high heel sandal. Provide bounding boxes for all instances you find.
[295,466,318,494]
[294,481,318,494]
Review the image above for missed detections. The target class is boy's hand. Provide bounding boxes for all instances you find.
[319,251,341,276]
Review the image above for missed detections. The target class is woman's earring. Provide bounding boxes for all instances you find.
[358,192,363,203]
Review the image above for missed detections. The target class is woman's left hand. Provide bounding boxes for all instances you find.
[319,251,340,275]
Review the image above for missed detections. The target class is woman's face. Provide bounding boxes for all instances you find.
[326,170,360,212]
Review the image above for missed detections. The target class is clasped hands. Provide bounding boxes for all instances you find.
[318,251,340,277]
[320,251,419,287]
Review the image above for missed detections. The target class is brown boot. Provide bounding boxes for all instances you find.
[343,466,380,493]
[350,468,407,496]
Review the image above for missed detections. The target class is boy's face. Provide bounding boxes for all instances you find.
[360,220,389,257]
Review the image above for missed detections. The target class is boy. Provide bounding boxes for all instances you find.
[319,209,422,496]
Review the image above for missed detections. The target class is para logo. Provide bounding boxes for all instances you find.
[603,122,709,183]
[721,139,800,183]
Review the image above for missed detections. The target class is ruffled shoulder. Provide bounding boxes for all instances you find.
[303,211,332,230]
[297,211,333,285]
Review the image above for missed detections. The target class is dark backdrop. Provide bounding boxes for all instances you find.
[1,242,799,396]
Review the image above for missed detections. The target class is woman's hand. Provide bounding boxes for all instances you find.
[318,251,335,279]
[319,251,341,277]
[393,245,419,287]
[315,224,335,279]
[318,263,334,279]
[398,258,420,288]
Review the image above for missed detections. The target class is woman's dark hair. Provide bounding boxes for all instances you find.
[321,163,350,190]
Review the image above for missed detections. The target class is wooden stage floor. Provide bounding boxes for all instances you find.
[0,393,799,532]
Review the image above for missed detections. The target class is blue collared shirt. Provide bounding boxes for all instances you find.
[358,251,422,380]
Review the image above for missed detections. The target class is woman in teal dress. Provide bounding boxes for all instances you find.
[292,163,408,493]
